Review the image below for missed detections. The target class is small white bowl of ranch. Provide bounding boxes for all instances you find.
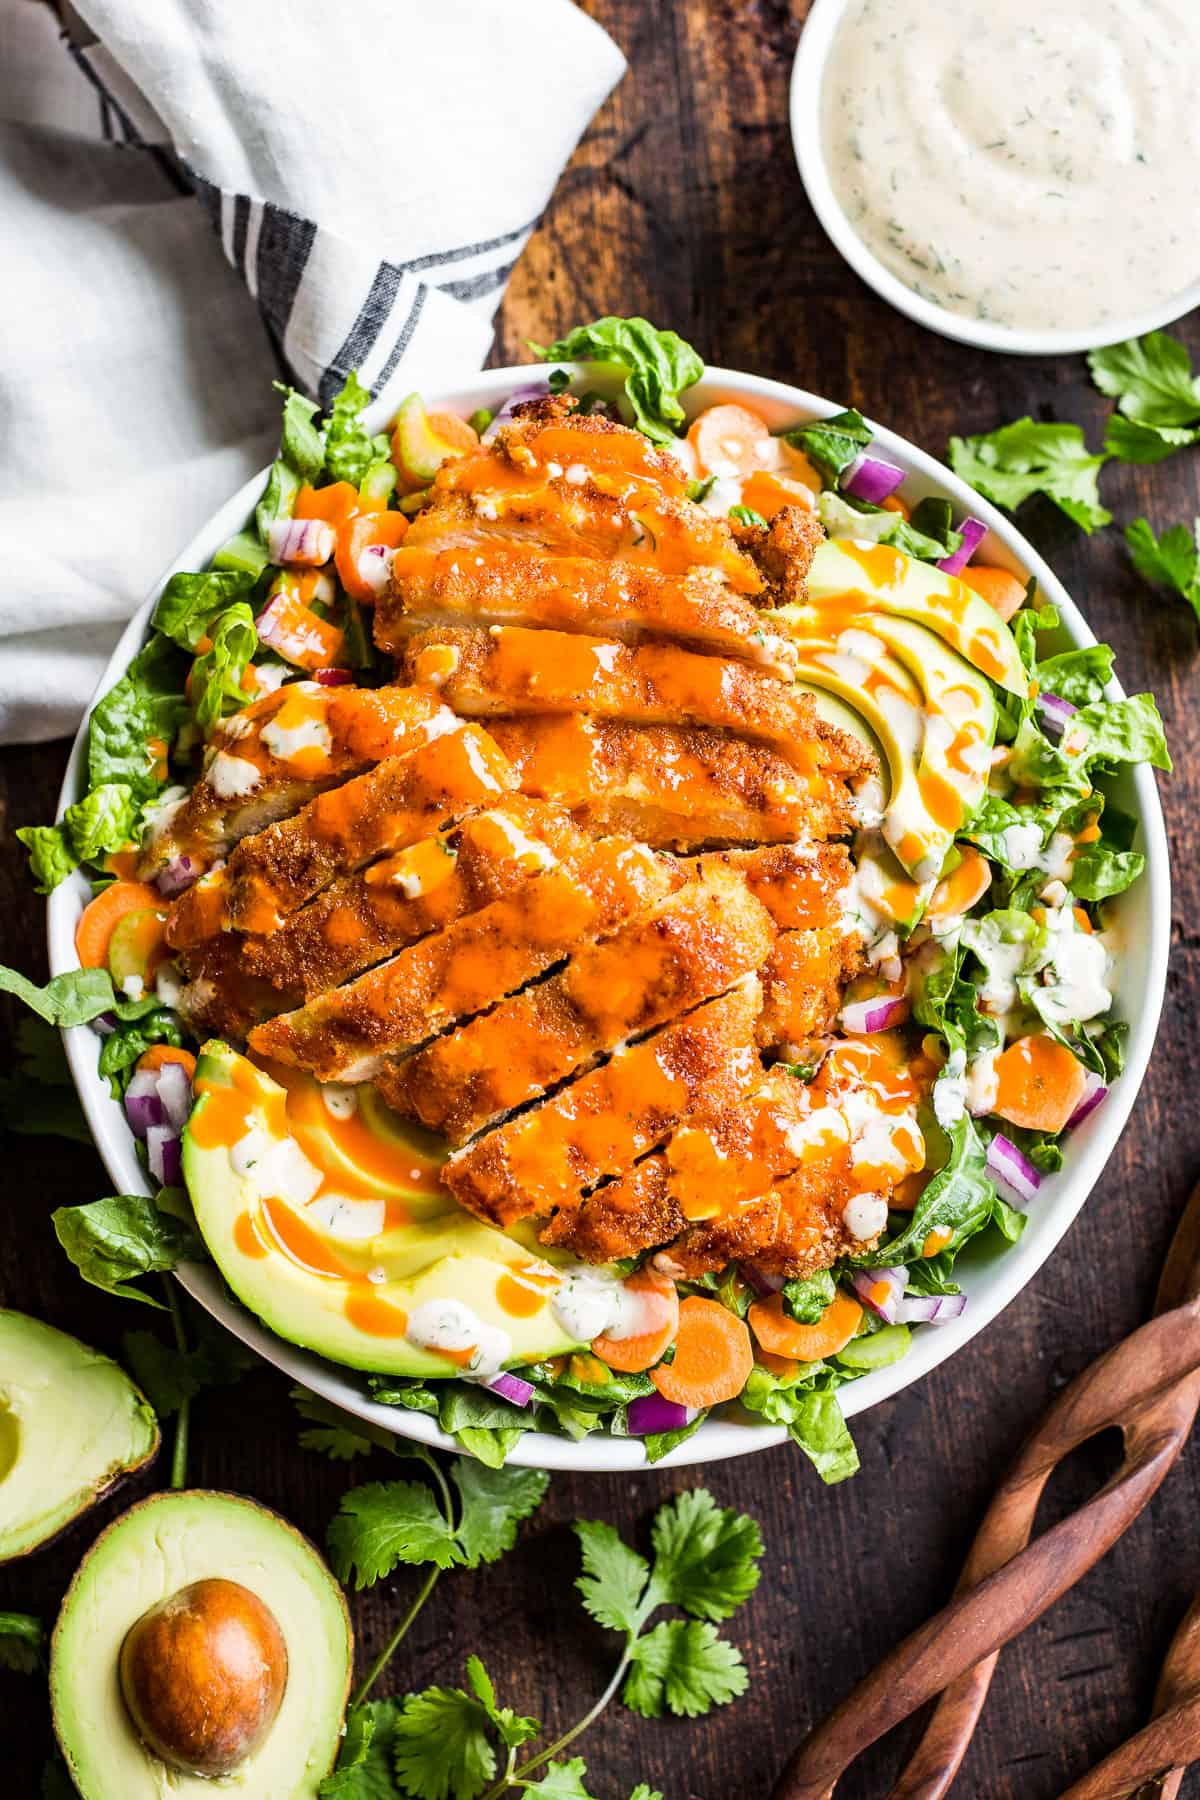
[791,0,1200,354]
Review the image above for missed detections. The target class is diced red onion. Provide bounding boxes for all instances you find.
[852,1264,909,1325]
[356,542,396,596]
[314,667,355,686]
[895,1292,968,1325]
[155,1060,192,1133]
[840,995,907,1035]
[741,1261,785,1298]
[842,454,904,506]
[124,1071,166,1139]
[266,517,335,568]
[155,854,199,898]
[92,1011,117,1037]
[986,1133,1042,1205]
[1035,691,1079,738]
[1067,1072,1108,1130]
[481,383,551,443]
[938,516,988,576]
[483,1371,535,1408]
[146,1124,182,1186]
[628,1393,697,1437]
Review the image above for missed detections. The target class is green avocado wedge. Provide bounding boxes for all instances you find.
[50,1489,352,1799]
[862,614,996,829]
[781,536,1029,697]
[0,1310,158,1562]
[183,1043,581,1377]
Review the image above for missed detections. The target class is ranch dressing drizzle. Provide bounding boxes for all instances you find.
[821,0,1200,331]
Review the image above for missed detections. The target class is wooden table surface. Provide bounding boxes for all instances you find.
[3,3,1199,1793]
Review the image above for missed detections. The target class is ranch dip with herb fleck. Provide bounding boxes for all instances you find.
[820,0,1200,332]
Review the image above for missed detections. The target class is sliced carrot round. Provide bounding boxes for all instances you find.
[748,1291,863,1364]
[335,510,409,604]
[294,481,361,528]
[927,846,991,921]
[75,880,164,971]
[740,469,817,521]
[591,1269,679,1373]
[649,1295,753,1409]
[992,1034,1087,1134]
[136,1045,197,1079]
[961,564,1026,623]
[687,403,772,478]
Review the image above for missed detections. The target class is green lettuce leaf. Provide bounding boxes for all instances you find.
[276,385,325,480]
[852,1114,996,1269]
[88,636,188,800]
[189,602,258,735]
[782,408,872,482]
[532,316,703,444]
[53,1190,206,1306]
[324,371,375,486]
[152,569,257,650]
[15,826,77,894]
[1035,645,1114,707]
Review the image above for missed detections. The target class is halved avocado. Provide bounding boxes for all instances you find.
[787,537,1029,696]
[50,1489,351,1799]
[0,1310,158,1562]
[183,1043,580,1376]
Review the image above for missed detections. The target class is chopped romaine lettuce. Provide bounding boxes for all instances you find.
[87,637,188,802]
[532,316,703,444]
[947,417,1110,532]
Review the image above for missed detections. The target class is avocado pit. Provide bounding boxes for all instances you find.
[118,1577,288,1777]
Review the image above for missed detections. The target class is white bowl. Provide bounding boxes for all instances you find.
[48,363,1171,1471]
[790,0,1200,357]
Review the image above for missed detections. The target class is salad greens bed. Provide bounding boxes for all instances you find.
[0,313,1174,1483]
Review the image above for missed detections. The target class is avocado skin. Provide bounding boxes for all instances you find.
[50,1489,352,1800]
[0,1309,159,1564]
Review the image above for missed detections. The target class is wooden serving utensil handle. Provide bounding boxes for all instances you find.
[773,1184,1200,1800]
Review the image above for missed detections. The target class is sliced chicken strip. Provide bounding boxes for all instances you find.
[377,861,775,1144]
[403,624,819,761]
[247,836,683,1083]
[168,722,516,944]
[139,683,455,877]
[375,545,796,672]
[703,840,856,930]
[443,977,762,1230]
[756,924,863,1054]
[177,798,588,1039]
[489,714,851,849]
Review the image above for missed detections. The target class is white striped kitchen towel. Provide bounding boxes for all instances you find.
[0,0,624,743]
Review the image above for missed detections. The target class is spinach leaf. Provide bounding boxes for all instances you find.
[52,1190,206,1307]
[851,1115,995,1269]
[783,408,872,483]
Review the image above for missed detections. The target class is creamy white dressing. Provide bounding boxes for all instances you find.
[932,1048,968,1129]
[320,1083,359,1120]
[231,1128,323,1207]
[406,1300,512,1379]
[1037,907,1112,1023]
[843,1191,889,1241]
[550,1266,645,1344]
[208,751,262,800]
[822,0,1200,332]
[306,1193,386,1240]
[965,1046,1001,1116]
[260,713,333,763]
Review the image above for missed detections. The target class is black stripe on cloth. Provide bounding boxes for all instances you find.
[63,37,193,194]
[439,258,521,304]
[321,214,539,403]
[367,284,429,396]
[191,172,222,232]
[230,194,250,277]
[254,203,317,335]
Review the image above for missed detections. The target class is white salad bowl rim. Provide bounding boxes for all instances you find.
[48,361,1171,1472]
[789,0,1200,357]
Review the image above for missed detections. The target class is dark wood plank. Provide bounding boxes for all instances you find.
[3,3,1200,1791]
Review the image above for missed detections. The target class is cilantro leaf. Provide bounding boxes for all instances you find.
[947,419,1110,532]
[623,1620,747,1719]
[391,1684,496,1800]
[573,1520,652,1637]
[328,1480,460,1589]
[521,1759,596,1798]
[292,1387,391,1460]
[450,1461,549,1569]
[121,1321,252,1418]
[0,1612,44,1673]
[53,1192,205,1307]
[1103,415,1199,464]
[532,317,703,445]
[1125,517,1200,622]
[648,1489,763,1622]
[319,1701,399,1797]
[1088,331,1200,428]
[464,1655,539,1751]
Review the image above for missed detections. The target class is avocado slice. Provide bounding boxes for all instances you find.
[50,1489,351,1799]
[861,614,996,832]
[0,1310,158,1562]
[183,1043,581,1377]
[781,537,1029,697]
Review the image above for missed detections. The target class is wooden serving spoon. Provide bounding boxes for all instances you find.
[773,1181,1200,1800]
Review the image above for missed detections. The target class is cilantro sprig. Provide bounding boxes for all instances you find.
[1089,332,1200,463]
[307,1404,762,1800]
[1124,516,1200,625]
